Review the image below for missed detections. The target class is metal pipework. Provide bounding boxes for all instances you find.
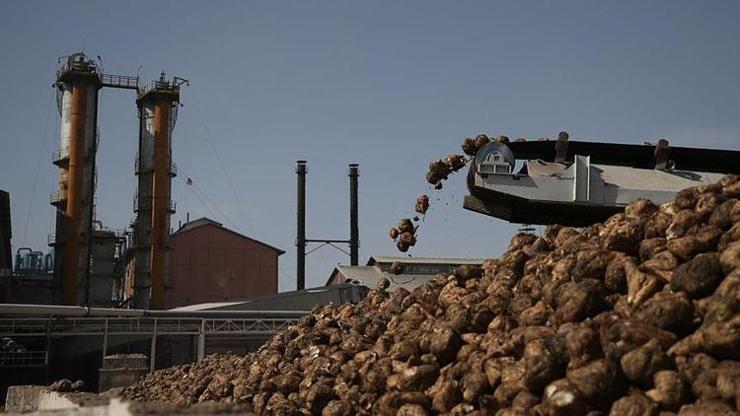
[149,98,171,309]
[348,164,359,266]
[134,74,180,309]
[53,53,102,306]
[296,160,307,291]
[61,82,87,305]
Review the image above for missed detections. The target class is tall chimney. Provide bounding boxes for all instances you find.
[133,73,180,309]
[52,53,102,305]
[348,164,359,266]
[296,160,307,291]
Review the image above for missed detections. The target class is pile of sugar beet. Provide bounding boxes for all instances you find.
[123,175,740,415]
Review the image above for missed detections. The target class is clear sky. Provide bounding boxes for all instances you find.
[1,1,738,291]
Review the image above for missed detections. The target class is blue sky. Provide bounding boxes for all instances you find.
[1,1,738,291]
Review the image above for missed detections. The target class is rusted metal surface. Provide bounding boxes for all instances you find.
[149,98,171,309]
[133,101,154,309]
[134,75,180,309]
[61,82,87,305]
[169,221,281,308]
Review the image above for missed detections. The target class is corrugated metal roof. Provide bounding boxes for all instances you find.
[174,217,285,255]
[176,217,223,234]
[168,284,368,312]
[170,300,245,311]
[333,265,437,292]
[368,255,487,265]
[334,265,383,283]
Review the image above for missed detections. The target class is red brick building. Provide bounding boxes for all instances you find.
[167,218,284,308]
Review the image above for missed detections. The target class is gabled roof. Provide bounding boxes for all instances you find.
[174,217,285,255]
[330,265,383,285]
[327,265,436,292]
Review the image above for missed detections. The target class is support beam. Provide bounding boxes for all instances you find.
[101,319,108,362]
[197,320,205,361]
[149,318,157,372]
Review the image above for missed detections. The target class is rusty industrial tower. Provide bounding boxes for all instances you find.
[51,53,102,305]
[50,53,183,308]
[133,73,182,309]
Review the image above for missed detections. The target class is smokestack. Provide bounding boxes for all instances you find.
[349,164,359,266]
[296,160,307,291]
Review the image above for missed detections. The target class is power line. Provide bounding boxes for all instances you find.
[189,86,255,234]
[186,185,217,220]
[189,179,240,231]
[175,164,240,233]
[23,88,54,246]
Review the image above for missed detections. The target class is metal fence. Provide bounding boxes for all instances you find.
[0,350,48,368]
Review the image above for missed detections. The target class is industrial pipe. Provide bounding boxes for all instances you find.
[150,98,171,309]
[296,160,306,291]
[133,100,152,310]
[83,92,100,307]
[349,164,359,266]
[61,82,87,305]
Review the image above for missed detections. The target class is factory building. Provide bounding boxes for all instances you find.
[124,217,284,308]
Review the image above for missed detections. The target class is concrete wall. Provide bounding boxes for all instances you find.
[88,231,117,307]
[168,224,280,308]
[0,275,54,304]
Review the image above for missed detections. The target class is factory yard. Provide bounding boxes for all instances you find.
[7,174,734,415]
[119,175,740,415]
[2,3,740,415]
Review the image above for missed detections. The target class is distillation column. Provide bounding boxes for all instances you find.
[51,53,101,305]
[134,73,179,309]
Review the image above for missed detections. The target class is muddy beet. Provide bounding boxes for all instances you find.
[122,166,739,415]
[415,195,430,215]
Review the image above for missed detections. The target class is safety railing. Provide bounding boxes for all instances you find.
[50,190,67,206]
[56,54,101,82]
[133,194,150,212]
[134,158,177,177]
[52,149,69,166]
[133,196,175,213]
[101,74,139,90]
[0,350,48,367]
[0,316,304,338]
